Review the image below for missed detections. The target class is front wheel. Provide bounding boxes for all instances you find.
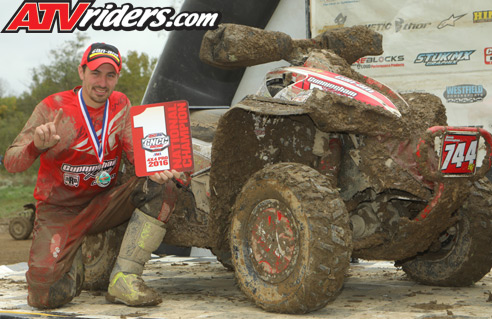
[401,178,492,286]
[230,163,352,314]
[82,223,126,290]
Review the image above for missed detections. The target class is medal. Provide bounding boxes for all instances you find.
[78,89,109,164]
[78,89,112,188]
[95,170,111,188]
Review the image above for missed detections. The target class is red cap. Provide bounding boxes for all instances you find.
[81,43,122,74]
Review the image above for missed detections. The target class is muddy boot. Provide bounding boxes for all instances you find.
[106,209,167,306]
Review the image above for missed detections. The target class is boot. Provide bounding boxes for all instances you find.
[105,209,167,306]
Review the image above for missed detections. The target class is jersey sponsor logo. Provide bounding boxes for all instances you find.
[63,173,80,187]
[443,84,487,103]
[2,0,221,33]
[473,10,492,23]
[61,157,117,186]
[437,13,466,29]
[414,50,475,66]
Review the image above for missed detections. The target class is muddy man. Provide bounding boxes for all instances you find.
[4,42,187,308]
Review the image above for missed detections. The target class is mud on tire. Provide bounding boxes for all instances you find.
[401,178,492,286]
[230,163,352,314]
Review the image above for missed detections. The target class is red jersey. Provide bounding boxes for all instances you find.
[4,87,134,206]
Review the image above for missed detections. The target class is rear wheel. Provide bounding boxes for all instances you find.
[401,178,492,286]
[9,216,33,240]
[230,163,351,313]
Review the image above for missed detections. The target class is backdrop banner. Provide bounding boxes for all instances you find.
[310,0,492,129]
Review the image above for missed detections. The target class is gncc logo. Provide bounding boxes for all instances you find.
[141,133,170,153]
[1,0,221,33]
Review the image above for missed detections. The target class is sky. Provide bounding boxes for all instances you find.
[0,0,184,96]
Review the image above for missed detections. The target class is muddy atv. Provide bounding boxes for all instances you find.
[82,24,492,314]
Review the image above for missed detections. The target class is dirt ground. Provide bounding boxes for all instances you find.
[1,223,492,319]
[0,221,31,265]
[1,256,492,319]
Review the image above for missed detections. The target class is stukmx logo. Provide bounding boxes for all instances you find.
[414,50,475,66]
[141,132,170,153]
[2,0,221,33]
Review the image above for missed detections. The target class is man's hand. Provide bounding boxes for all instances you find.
[149,169,181,184]
[34,109,63,151]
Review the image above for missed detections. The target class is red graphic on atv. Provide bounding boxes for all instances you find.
[286,67,401,117]
[440,133,479,175]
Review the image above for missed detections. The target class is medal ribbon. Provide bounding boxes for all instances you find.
[77,89,109,165]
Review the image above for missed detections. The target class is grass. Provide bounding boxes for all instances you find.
[0,170,36,219]
[0,185,35,218]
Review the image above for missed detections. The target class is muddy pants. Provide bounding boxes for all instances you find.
[26,176,178,309]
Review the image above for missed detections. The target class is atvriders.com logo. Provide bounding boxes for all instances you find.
[2,0,221,33]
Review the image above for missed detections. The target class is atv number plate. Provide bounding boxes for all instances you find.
[131,100,194,176]
[439,133,479,175]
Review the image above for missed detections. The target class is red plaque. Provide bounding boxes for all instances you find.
[130,100,194,176]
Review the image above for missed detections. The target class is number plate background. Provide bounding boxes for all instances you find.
[440,133,478,175]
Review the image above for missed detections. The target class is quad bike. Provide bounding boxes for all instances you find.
[8,203,35,240]
[83,24,492,313]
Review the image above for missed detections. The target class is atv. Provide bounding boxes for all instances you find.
[83,24,492,314]
[8,203,35,240]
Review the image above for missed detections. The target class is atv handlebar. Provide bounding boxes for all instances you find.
[199,24,383,69]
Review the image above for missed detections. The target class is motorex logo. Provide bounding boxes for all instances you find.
[443,84,487,103]
[414,50,475,66]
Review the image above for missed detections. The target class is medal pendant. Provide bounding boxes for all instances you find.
[95,170,111,188]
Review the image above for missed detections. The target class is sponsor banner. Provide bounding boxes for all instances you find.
[310,0,492,131]
[443,84,487,103]
[353,55,405,70]
[485,47,492,64]
[473,10,492,23]
[131,101,194,176]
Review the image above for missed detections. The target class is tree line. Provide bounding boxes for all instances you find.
[0,34,157,176]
